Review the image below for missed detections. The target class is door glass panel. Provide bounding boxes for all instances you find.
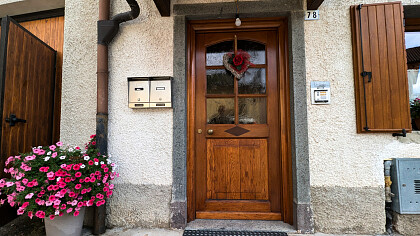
[206,41,234,66]
[207,98,235,124]
[207,69,234,94]
[238,68,266,94]
[237,40,265,65]
[238,97,267,124]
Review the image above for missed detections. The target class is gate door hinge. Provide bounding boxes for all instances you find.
[392,129,407,137]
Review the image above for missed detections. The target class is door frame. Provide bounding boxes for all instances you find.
[187,17,293,224]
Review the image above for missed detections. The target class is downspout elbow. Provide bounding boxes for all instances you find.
[97,0,140,45]
[111,0,140,24]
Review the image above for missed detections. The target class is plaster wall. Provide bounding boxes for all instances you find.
[61,0,174,227]
[304,0,420,234]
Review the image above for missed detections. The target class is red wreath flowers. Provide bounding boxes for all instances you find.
[223,50,253,79]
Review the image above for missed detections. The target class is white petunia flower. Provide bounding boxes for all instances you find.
[100,161,104,165]
[56,177,61,182]
[84,156,90,161]
[80,164,86,169]
[47,151,51,156]
[59,156,66,160]
[94,162,98,166]
[55,210,60,215]
[68,148,74,152]
[44,157,50,161]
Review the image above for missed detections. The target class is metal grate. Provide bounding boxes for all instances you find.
[183,230,287,236]
[415,180,420,194]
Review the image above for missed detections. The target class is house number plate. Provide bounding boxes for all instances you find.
[305,10,320,20]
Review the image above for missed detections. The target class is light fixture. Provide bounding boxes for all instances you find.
[235,0,241,26]
[235,15,241,27]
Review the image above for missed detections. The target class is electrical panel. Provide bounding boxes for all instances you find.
[391,158,420,214]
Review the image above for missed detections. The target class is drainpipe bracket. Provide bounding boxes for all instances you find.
[98,20,120,45]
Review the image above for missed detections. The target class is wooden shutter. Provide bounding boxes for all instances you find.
[351,2,411,133]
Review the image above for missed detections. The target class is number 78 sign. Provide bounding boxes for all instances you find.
[305,10,320,20]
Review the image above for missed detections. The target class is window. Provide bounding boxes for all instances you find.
[405,18,420,130]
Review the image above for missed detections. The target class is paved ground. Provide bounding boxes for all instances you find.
[0,216,400,236]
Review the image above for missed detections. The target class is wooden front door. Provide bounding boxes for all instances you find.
[188,18,292,223]
[0,16,57,225]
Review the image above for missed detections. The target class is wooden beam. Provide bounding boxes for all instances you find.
[153,0,171,17]
[307,0,325,10]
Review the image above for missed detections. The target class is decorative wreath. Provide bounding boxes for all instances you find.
[223,50,253,79]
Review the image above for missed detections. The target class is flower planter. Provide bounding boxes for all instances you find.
[44,207,85,236]
[415,118,420,131]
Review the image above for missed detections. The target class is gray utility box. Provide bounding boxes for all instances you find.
[391,158,420,214]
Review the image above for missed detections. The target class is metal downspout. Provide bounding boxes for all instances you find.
[95,0,110,234]
[96,0,139,234]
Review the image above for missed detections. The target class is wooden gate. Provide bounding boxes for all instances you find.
[0,16,57,225]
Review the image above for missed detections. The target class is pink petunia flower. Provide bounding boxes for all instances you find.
[67,208,73,213]
[74,211,80,216]
[28,211,33,219]
[49,215,55,220]
[96,200,106,207]
[46,171,55,178]
[35,211,45,218]
[56,141,63,147]
[39,167,49,172]
[25,193,34,199]
[17,207,25,215]
[75,172,82,178]
[75,184,82,190]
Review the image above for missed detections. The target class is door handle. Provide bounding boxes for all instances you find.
[207,129,214,135]
[5,114,26,126]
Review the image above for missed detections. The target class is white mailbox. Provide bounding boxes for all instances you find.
[128,78,150,108]
[128,77,172,108]
[150,79,171,108]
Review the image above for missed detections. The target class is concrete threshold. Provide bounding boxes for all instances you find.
[186,219,297,233]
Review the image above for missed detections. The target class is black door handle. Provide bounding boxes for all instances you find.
[5,114,26,126]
